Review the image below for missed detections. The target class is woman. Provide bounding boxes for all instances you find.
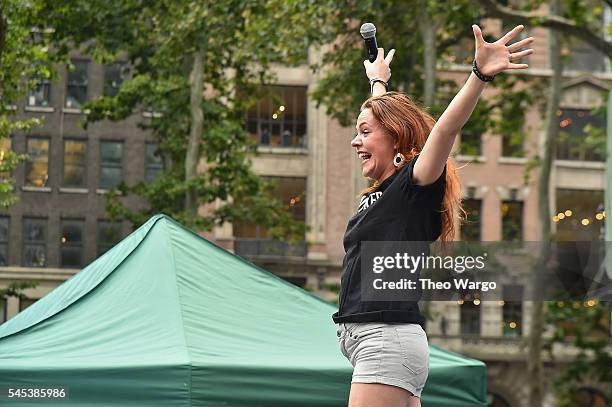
[333,24,534,407]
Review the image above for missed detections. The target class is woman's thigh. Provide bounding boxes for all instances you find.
[348,383,420,407]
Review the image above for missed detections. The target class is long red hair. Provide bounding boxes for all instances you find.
[358,92,462,242]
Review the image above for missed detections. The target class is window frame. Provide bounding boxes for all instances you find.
[22,217,47,267]
[25,137,50,188]
[99,140,124,190]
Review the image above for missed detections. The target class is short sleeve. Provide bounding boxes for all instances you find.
[398,156,446,206]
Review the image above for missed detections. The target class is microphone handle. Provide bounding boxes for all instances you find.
[364,36,378,63]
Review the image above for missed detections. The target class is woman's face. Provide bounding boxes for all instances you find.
[351,108,397,183]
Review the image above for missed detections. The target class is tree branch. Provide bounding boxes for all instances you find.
[476,0,612,58]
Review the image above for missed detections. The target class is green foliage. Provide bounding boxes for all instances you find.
[0,281,39,300]
[0,0,59,208]
[544,300,612,406]
[41,0,339,238]
[310,0,538,163]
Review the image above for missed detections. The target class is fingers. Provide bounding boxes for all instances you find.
[384,48,396,65]
[508,36,534,52]
[377,47,384,61]
[509,49,533,60]
[498,24,524,45]
[508,62,529,70]
[472,25,485,46]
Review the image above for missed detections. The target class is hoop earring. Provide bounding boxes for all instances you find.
[393,152,406,168]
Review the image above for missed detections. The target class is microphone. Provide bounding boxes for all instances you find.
[360,23,378,63]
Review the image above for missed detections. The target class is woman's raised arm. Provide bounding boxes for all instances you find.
[413,24,534,186]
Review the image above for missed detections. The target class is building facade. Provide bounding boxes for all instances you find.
[1,20,611,407]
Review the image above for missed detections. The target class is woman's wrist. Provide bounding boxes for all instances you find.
[371,81,388,96]
[372,81,387,96]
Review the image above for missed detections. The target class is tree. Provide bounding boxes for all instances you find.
[475,1,612,405]
[40,0,337,238]
[0,0,57,207]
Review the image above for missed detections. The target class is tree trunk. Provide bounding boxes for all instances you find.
[0,9,6,68]
[185,47,205,217]
[528,2,562,406]
[419,3,437,107]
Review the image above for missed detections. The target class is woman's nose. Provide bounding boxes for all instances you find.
[351,134,362,147]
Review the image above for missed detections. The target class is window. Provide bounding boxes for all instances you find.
[246,86,307,148]
[502,301,522,337]
[555,189,604,241]
[23,217,47,267]
[459,131,481,156]
[0,216,9,266]
[99,141,123,189]
[28,67,51,107]
[60,219,84,268]
[63,140,87,188]
[19,297,37,312]
[566,40,607,72]
[461,199,482,241]
[501,132,524,157]
[234,176,307,258]
[234,176,306,239]
[65,59,88,109]
[145,142,163,183]
[25,138,50,187]
[501,200,523,241]
[97,220,122,256]
[557,108,605,161]
[460,300,481,335]
[0,137,12,180]
[104,62,127,97]
[0,298,6,324]
[448,34,476,66]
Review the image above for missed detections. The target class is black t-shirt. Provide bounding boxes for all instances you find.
[332,156,446,326]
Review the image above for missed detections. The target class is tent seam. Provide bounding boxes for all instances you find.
[162,219,193,407]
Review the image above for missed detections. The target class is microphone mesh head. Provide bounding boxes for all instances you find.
[360,23,376,39]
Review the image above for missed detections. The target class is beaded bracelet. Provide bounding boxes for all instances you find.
[472,60,495,82]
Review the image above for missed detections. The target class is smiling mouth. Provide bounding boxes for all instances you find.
[358,152,372,164]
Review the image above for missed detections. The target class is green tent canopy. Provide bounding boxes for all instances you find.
[0,214,486,406]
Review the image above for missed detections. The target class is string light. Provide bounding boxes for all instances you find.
[473,299,481,306]
[457,299,464,305]
[558,213,565,220]
[272,113,278,120]
[564,210,572,217]
[553,215,559,222]
[581,218,590,226]
[509,321,517,329]
[279,105,285,112]
[596,213,604,221]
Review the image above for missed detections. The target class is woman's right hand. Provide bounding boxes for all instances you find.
[363,47,395,82]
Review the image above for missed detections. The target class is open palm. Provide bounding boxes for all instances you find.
[473,24,534,77]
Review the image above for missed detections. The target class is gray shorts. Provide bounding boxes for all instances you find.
[335,322,429,397]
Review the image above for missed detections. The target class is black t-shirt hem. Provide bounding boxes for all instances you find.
[332,310,425,327]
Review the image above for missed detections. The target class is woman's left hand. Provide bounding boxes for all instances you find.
[472,24,534,76]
